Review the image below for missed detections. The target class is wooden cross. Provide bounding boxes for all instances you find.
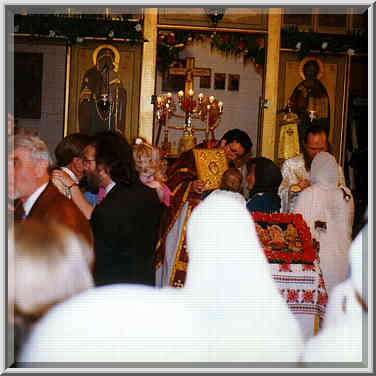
[169,57,211,97]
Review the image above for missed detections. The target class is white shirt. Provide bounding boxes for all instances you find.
[23,182,49,217]
[104,180,116,196]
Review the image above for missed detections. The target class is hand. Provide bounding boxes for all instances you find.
[297,179,310,190]
[192,179,206,195]
[52,169,75,188]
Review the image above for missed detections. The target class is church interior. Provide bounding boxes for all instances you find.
[6,5,371,368]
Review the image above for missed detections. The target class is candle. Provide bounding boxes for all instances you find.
[218,101,223,113]
[198,93,204,100]
[207,104,211,111]
[178,90,184,97]
[165,103,170,109]
[209,96,215,104]
[188,89,194,96]
[157,96,162,104]
[167,92,172,98]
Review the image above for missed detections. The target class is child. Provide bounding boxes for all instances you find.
[132,138,171,207]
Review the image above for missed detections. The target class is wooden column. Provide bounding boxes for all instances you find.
[261,9,281,160]
[139,8,158,143]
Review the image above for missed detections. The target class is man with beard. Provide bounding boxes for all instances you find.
[87,131,162,286]
[278,124,345,212]
[51,137,103,220]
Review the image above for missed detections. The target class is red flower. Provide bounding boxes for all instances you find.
[280,263,292,272]
[302,263,314,271]
[319,277,326,289]
[317,292,328,306]
[238,40,246,50]
[168,33,175,43]
[303,290,314,303]
[288,289,299,303]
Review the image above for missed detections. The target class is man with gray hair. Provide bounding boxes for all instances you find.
[8,132,94,268]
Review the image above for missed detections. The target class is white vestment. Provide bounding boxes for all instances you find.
[293,152,354,295]
[20,190,303,363]
[279,153,346,213]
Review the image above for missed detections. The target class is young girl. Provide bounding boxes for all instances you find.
[132,138,171,207]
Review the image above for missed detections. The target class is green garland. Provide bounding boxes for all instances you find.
[281,26,367,59]
[13,14,145,45]
[157,30,265,73]
[157,27,367,73]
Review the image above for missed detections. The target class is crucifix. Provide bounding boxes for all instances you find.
[169,57,211,96]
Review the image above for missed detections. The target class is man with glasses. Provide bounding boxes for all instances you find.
[155,129,253,288]
[52,138,103,220]
[53,133,92,199]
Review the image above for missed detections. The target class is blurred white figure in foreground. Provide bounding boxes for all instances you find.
[302,225,367,363]
[20,190,303,363]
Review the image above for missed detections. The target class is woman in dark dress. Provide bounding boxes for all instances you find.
[246,157,283,213]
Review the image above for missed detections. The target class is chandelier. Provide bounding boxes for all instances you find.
[153,89,223,155]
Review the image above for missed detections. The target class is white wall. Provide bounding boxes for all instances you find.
[154,39,263,154]
[14,42,66,162]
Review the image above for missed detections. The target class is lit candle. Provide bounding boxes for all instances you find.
[207,104,211,111]
[157,96,162,104]
[167,92,172,98]
[188,89,194,96]
[198,93,204,100]
[178,90,184,98]
[165,103,170,109]
[209,96,215,104]
[218,101,223,113]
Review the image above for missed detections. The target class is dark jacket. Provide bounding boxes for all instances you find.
[90,181,162,287]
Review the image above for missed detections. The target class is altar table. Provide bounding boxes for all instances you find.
[270,263,328,342]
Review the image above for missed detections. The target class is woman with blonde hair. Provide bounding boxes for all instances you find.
[132,137,171,207]
[8,219,94,359]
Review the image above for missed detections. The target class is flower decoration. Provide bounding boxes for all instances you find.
[157,29,265,74]
[321,41,328,50]
[135,23,142,32]
[76,36,84,43]
[296,42,302,51]
[48,30,56,38]
[108,30,114,39]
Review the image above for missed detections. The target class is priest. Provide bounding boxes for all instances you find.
[155,128,252,287]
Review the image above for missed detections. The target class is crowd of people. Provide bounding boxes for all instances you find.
[7,114,366,365]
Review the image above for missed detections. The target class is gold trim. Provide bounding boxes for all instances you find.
[92,44,120,72]
[298,56,325,80]
[169,202,193,286]
[171,182,183,197]
[155,181,192,250]
[63,45,71,137]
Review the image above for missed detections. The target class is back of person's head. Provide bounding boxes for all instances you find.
[55,133,92,167]
[247,157,282,197]
[132,137,167,182]
[94,131,138,185]
[10,131,53,168]
[220,168,243,193]
[310,152,339,189]
[219,129,253,155]
[9,219,94,325]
